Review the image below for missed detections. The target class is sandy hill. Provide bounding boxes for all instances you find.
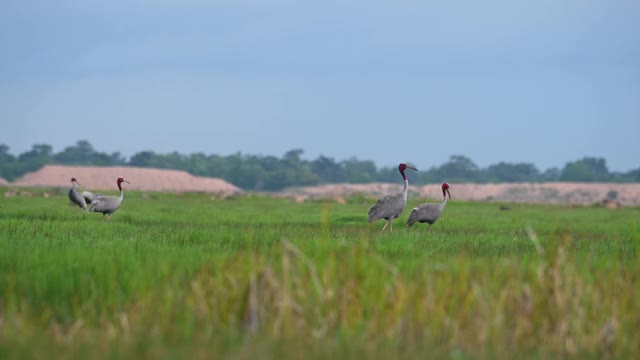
[286,182,422,198]
[12,165,241,194]
[286,182,640,206]
[0,177,9,187]
[417,183,640,206]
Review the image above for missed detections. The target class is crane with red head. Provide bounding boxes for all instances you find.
[88,177,130,221]
[407,182,451,231]
[368,162,418,232]
[68,177,88,210]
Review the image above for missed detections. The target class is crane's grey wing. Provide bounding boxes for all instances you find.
[81,191,97,204]
[68,188,87,209]
[407,203,442,226]
[88,196,120,214]
[368,193,405,222]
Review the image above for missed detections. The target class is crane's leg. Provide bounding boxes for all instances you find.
[390,221,393,233]
[101,214,105,221]
[381,220,390,231]
[428,224,432,232]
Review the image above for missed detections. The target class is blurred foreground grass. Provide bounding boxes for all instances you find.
[1,190,639,358]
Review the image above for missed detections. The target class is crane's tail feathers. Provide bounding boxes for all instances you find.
[367,208,377,223]
[407,209,418,226]
[407,212,418,227]
[368,205,385,223]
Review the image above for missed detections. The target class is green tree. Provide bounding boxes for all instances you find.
[15,144,54,178]
[431,155,481,182]
[342,158,377,183]
[485,162,540,182]
[54,140,95,164]
[4,139,636,188]
[53,140,125,166]
[0,144,17,180]
[279,149,319,188]
[129,151,158,167]
[311,155,346,183]
[540,167,560,182]
[560,157,610,182]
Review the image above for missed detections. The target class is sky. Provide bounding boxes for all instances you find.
[0,0,638,172]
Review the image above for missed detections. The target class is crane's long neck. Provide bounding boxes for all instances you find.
[402,178,409,203]
[118,183,124,200]
[441,193,448,208]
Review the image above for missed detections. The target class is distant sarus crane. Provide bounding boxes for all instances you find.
[368,163,418,232]
[88,177,130,220]
[407,182,451,231]
[68,178,87,210]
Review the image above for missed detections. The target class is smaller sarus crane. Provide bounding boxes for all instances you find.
[68,178,87,210]
[407,182,451,231]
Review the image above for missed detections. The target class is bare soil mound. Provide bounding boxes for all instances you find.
[286,183,422,198]
[287,182,640,206]
[12,165,241,195]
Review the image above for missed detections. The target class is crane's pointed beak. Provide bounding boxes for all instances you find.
[124,180,131,184]
[408,165,418,171]
[446,188,451,199]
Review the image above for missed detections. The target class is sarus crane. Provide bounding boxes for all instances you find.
[407,182,451,231]
[68,178,87,210]
[368,162,418,232]
[88,177,130,220]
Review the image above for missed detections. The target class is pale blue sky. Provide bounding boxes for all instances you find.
[1,0,638,171]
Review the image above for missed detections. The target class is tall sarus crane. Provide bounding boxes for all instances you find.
[368,163,418,232]
[88,177,130,220]
[68,178,87,210]
[407,182,451,231]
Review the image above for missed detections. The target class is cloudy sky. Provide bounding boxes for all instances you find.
[1,0,638,171]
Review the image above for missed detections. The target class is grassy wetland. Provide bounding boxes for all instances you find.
[1,188,639,359]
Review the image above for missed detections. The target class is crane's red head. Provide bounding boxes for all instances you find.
[116,177,130,190]
[70,178,77,183]
[398,163,418,180]
[442,182,451,199]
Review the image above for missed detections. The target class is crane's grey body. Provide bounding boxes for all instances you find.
[407,201,446,226]
[408,183,450,231]
[82,191,101,204]
[69,178,87,210]
[88,177,129,220]
[89,193,123,216]
[368,163,417,232]
[368,181,409,223]
[68,184,87,210]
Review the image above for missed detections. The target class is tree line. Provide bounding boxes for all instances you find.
[0,140,638,190]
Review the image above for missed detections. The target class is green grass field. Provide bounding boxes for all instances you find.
[1,189,639,359]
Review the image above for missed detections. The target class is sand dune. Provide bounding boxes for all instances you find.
[285,182,640,206]
[11,165,241,195]
[8,165,640,206]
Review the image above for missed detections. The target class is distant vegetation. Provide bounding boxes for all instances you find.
[0,140,638,190]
